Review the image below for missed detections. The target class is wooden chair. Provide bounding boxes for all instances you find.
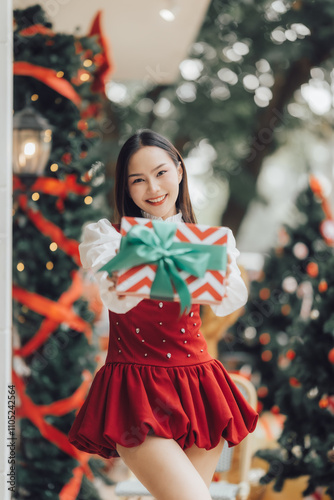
[114,373,257,500]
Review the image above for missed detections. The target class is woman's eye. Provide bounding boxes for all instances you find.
[132,171,166,183]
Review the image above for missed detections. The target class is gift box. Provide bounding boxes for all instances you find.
[100,216,229,313]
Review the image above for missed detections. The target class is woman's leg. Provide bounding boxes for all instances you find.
[116,435,212,500]
[184,436,225,488]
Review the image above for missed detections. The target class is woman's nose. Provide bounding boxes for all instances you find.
[147,178,160,194]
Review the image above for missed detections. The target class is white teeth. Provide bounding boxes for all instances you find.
[147,195,166,203]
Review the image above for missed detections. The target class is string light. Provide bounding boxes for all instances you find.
[17,262,25,272]
[244,326,257,339]
[56,71,64,78]
[84,196,93,205]
[50,163,58,172]
[49,242,58,252]
[31,94,39,101]
[31,192,40,201]
[83,59,93,67]
[310,309,320,319]
[80,73,90,82]
[44,129,52,143]
[46,261,54,270]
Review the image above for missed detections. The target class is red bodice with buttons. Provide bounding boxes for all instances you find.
[104,221,212,367]
[106,299,213,366]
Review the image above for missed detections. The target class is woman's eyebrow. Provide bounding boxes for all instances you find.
[128,163,167,177]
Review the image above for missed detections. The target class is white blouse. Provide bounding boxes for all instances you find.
[78,211,248,316]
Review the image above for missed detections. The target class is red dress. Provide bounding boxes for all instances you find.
[68,299,258,459]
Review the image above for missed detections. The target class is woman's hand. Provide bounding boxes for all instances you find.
[107,271,127,300]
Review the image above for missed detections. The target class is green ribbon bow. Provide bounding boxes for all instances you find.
[99,221,227,316]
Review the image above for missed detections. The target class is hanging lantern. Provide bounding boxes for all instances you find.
[13,106,53,178]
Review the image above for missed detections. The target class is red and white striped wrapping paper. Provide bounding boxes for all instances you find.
[115,216,229,306]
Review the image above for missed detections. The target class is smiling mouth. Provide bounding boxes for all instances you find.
[146,194,167,205]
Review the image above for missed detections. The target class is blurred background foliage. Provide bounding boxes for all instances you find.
[103,0,334,237]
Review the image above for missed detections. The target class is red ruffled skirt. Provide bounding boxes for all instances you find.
[68,300,258,459]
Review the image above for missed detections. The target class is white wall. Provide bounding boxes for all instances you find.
[0,0,13,499]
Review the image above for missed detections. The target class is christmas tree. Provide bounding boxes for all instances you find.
[222,176,334,412]
[217,175,334,496]
[256,250,334,498]
[13,6,113,499]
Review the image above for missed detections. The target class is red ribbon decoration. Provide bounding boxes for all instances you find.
[19,24,55,37]
[59,465,86,500]
[13,370,94,481]
[13,17,111,495]
[13,284,92,340]
[17,193,81,266]
[13,174,91,198]
[13,174,92,213]
[14,61,82,106]
[88,11,114,94]
[13,271,92,356]
[13,176,98,497]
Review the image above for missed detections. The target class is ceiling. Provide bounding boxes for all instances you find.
[14,0,211,83]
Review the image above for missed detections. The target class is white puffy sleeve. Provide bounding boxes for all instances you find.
[79,218,143,314]
[209,227,248,317]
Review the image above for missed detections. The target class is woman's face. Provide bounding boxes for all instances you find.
[127,146,183,220]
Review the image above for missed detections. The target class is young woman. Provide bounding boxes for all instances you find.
[68,129,258,500]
